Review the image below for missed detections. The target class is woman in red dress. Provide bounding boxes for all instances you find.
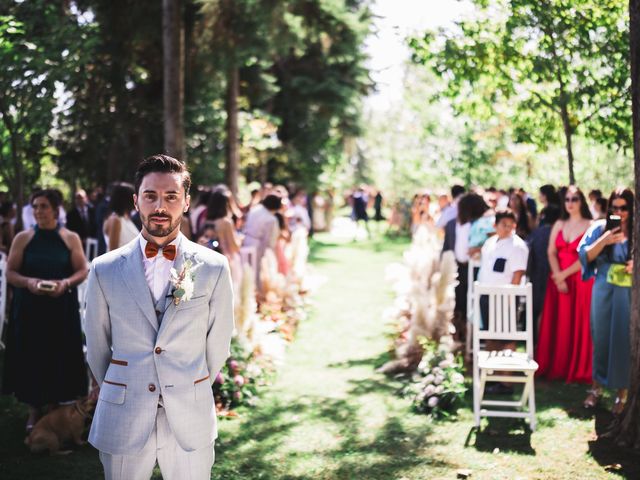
[536,186,594,383]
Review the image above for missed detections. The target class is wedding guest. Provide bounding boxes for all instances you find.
[243,194,282,281]
[464,193,494,258]
[519,188,538,222]
[312,192,328,232]
[275,212,290,276]
[436,185,465,229]
[588,189,603,219]
[200,190,243,286]
[578,187,633,414]
[411,191,432,232]
[66,189,97,243]
[373,190,385,223]
[526,204,561,342]
[190,188,211,235]
[593,197,608,220]
[351,187,370,238]
[103,182,139,251]
[509,191,533,239]
[0,201,16,253]
[536,186,593,383]
[538,184,560,225]
[1,189,88,432]
[290,190,311,233]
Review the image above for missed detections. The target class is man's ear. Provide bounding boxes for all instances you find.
[133,194,139,212]
[184,194,191,213]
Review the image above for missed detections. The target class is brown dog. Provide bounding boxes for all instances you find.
[24,397,96,454]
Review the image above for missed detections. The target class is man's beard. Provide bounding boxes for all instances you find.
[141,212,182,238]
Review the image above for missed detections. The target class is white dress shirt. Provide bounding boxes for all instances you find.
[139,235,180,304]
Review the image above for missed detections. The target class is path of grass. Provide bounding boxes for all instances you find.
[0,228,637,479]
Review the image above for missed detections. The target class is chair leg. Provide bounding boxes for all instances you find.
[528,374,537,431]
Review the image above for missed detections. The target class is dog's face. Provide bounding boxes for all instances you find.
[78,396,97,415]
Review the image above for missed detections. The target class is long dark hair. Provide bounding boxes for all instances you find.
[206,191,230,221]
[457,193,489,224]
[509,192,531,238]
[560,186,592,220]
[539,184,559,206]
[109,182,135,216]
[608,187,634,253]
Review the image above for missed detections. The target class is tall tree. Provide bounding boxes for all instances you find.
[163,0,186,160]
[410,0,631,184]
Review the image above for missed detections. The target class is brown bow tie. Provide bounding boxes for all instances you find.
[144,242,177,261]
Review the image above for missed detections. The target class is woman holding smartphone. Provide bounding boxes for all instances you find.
[1,189,88,432]
[578,187,633,413]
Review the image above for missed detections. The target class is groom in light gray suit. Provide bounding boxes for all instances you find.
[84,154,234,479]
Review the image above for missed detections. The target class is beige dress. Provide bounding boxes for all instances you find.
[104,215,139,250]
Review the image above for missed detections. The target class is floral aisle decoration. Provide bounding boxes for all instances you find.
[214,231,312,415]
[402,338,467,419]
[379,225,457,374]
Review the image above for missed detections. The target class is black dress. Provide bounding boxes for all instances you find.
[2,226,88,406]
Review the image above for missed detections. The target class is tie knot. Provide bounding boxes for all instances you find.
[145,242,177,261]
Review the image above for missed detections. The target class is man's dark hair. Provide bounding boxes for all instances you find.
[451,185,466,199]
[262,194,282,211]
[589,189,603,199]
[134,154,191,196]
[495,208,517,224]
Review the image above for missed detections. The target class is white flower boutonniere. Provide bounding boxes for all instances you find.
[170,253,203,305]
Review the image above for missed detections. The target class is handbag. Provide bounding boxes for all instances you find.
[606,263,632,287]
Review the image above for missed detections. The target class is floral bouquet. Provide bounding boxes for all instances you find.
[404,338,467,419]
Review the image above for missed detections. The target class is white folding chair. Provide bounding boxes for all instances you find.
[465,257,482,357]
[0,252,8,349]
[472,282,538,431]
[84,237,99,263]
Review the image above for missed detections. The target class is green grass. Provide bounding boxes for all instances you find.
[0,226,637,479]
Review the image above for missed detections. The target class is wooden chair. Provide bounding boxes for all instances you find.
[472,282,538,431]
[0,252,7,349]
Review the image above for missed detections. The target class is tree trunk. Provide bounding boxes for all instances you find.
[614,0,640,449]
[225,64,240,196]
[163,0,185,161]
[560,103,576,185]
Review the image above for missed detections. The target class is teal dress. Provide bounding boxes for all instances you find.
[578,221,630,389]
[2,226,88,406]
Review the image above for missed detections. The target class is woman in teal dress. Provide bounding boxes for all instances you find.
[578,187,633,414]
[2,190,89,432]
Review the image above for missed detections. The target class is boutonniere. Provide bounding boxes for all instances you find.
[170,253,202,305]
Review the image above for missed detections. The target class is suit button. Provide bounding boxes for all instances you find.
[148,383,156,392]
[155,347,162,354]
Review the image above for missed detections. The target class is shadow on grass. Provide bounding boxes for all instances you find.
[466,419,535,455]
[587,410,640,480]
[327,351,391,370]
[213,375,453,479]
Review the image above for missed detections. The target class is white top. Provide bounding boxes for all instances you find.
[139,234,180,304]
[454,222,471,263]
[478,233,529,285]
[104,215,139,251]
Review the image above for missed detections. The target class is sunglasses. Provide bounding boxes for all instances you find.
[564,196,580,203]
[611,204,629,212]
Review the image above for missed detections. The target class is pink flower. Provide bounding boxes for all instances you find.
[229,360,239,373]
[215,372,225,384]
[233,391,242,400]
[234,375,245,387]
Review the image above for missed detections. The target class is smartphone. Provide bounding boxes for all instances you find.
[606,215,621,231]
[37,280,57,292]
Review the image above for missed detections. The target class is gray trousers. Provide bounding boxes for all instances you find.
[99,407,215,480]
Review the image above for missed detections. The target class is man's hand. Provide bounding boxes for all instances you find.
[626,260,634,274]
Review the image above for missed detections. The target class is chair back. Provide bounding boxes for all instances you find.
[472,282,534,355]
[0,252,7,348]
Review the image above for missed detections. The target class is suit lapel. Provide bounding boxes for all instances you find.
[119,238,159,332]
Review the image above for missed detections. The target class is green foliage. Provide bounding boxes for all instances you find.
[0,3,86,205]
[409,0,631,183]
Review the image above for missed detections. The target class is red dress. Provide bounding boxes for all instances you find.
[536,230,593,383]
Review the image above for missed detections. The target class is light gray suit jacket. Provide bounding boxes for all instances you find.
[84,234,234,455]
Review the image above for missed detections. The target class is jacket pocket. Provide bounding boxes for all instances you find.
[178,295,209,311]
[100,381,127,405]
